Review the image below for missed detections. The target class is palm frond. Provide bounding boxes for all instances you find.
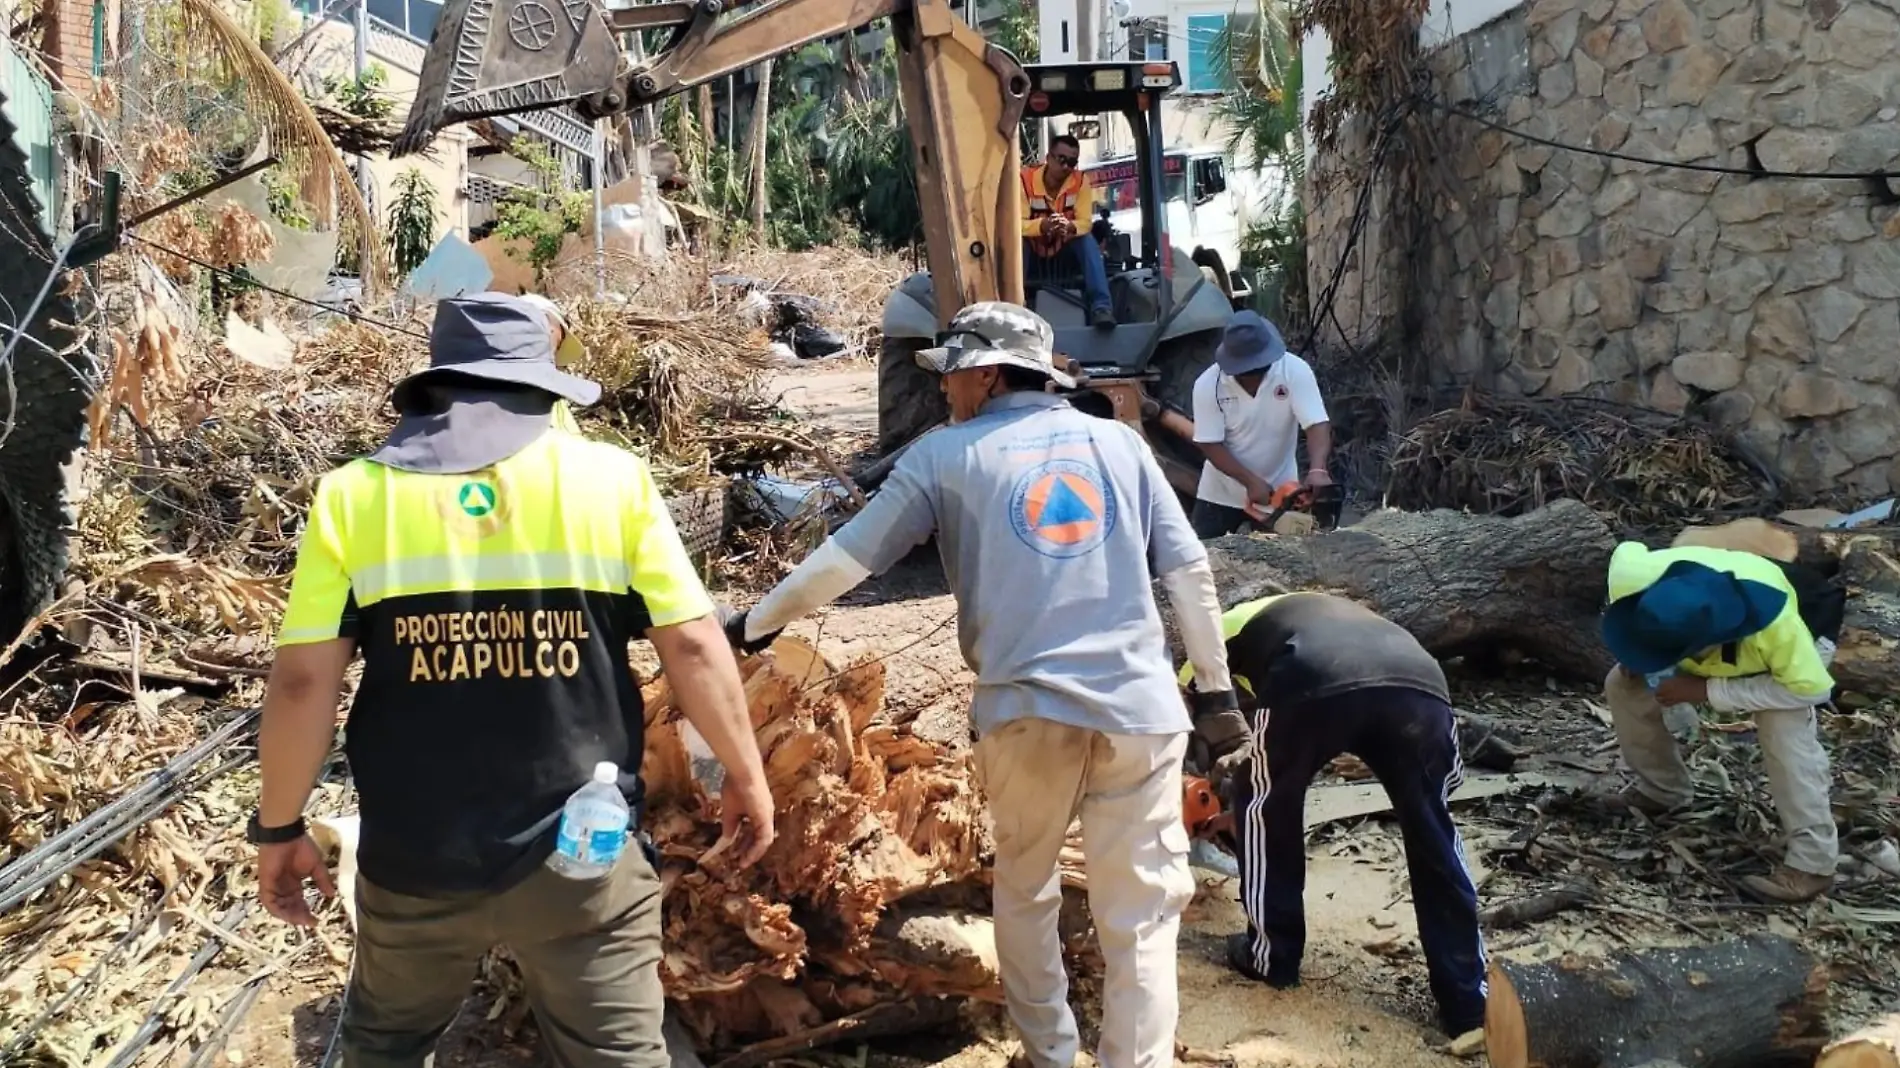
[178,0,389,291]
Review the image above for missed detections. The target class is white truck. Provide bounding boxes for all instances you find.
[1084,146,1270,307]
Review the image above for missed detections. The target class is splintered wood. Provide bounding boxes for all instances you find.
[638,637,999,1048]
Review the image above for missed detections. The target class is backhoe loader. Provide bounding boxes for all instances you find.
[391,0,1238,494]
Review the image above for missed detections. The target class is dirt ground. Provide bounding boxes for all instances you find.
[210,360,1471,1068]
[210,358,1886,1068]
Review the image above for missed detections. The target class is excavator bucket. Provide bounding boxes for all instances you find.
[391,0,624,158]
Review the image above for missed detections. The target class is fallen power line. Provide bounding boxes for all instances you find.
[0,707,261,916]
[100,900,255,1068]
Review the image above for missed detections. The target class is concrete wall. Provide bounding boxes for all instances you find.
[1303,0,1900,497]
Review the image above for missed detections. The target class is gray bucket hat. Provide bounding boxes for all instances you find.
[915,302,1076,389]
[1215,310,1288,377]
[370,293,602,474]
[393,293,601,409]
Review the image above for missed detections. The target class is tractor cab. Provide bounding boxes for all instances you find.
[1014,60,1209,374]
[879,58,1237,491]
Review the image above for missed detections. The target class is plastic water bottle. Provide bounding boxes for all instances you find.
[546,761,629,879]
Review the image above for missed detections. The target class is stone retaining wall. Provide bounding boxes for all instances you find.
[1304,0,1900,496]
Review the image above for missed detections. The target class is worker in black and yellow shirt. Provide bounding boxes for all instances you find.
[251,292,775,1068]
[1180,592,1487,1041]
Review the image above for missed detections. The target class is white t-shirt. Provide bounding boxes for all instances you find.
[1190,355,1329,508]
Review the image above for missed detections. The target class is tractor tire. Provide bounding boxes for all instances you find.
[1147,331,1221,474]
[0,84,93,645]
[877,335,949,456]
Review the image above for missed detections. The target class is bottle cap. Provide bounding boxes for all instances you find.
[593,761,618,785]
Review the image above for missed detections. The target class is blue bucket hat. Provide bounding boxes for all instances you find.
[1600,559,1790,674]
[1215,310,1287,377]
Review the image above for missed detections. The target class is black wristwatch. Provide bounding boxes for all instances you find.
[246,812,308,845]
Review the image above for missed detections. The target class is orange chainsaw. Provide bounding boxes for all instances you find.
[1184,774,1238,851]
[1243,480,1344,532]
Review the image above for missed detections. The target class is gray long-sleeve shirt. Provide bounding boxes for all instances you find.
[828,392,1206,738]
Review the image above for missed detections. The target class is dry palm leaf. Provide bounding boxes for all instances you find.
[177,0,389,292]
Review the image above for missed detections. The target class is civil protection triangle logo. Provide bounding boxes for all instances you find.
[439,469,512,538]
[1008,457,1116,558]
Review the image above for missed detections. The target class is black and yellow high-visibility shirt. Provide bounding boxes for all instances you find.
[278,427,713,898]
[1177,592,1449,707]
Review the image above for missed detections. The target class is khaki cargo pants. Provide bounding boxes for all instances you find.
[340,849,666,1068]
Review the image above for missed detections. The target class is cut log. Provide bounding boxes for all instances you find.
[1484,935,1830,1068]
[1819,1014,1900,1068]
[1201,501,1900,697]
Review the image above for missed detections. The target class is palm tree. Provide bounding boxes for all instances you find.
[1206,0,1308,329]
[176,0,389,288]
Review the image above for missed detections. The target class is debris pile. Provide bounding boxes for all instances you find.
[1386,394,1780,533]
[637,636,1010,1049]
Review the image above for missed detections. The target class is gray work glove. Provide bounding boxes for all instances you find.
[716,603,780,657]
[1187,688,1252,789]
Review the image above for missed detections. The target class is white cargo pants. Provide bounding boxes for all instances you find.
[972,718,1195,1068]
[1602,649,1839,876]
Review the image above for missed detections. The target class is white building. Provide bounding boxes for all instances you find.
[1035,0,1251,162]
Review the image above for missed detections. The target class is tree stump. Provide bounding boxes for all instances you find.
[1484,935,1830,1068]
[1819,1014,1900,1068]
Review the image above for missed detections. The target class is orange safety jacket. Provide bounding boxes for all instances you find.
[1022,166,1086,258]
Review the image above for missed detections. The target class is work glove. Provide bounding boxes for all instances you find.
[716,604,780,656]
[1187,688,1252,790]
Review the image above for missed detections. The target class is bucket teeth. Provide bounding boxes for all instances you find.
[393,0,621,157]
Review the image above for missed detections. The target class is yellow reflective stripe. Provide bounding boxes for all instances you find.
[351,552,632,606]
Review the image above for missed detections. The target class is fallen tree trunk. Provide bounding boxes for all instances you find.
[1202,499,1617,679]
[1201,500,1900,697]
[1819,1014,1900,1068]
[1483,935,1830,1068]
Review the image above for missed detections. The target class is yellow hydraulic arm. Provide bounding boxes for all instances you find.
[392,0,1026,323]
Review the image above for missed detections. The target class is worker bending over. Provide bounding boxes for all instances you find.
[1189,312,1333,538]
[723,303,1245,1068]
[1599,542,1840,903]
[253,293,774,1068]
[1021,135,1115,330]
[1186,592,1487,1039]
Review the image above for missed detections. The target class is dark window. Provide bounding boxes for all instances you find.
[367,0,405,31]
[407,0,440,41]
[1127,18,1167,61]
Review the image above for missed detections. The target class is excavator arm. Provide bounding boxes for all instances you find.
[392,0,1026,322]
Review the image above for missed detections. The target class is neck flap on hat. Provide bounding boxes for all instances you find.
[369,386,556,475]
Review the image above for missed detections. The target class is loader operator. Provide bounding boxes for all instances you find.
[720,302,1247,1068]
[1598,542,1841,904]
[251,292,776,1068]
[1022,135,1116,331]
[1181,592,1488,1041]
